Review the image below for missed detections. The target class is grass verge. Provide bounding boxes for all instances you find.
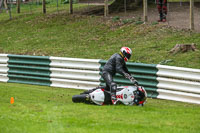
[0,82,200,133]
[0,3,200,69]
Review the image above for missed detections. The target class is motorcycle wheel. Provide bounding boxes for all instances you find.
[72,94,90,103]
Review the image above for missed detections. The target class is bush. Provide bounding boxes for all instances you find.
[135,21,143,25]
[122,18,135,24]
[151,21,159,25]
[112,16,120,22]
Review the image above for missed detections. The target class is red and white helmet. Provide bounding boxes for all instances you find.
[134,86,147,105]
[120,47,132,62]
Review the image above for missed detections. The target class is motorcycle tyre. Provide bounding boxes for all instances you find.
[72,94,90,104]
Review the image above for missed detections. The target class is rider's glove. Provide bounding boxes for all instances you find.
[124,73,138,85]
[132,79,139,86]
[124,73,131,79]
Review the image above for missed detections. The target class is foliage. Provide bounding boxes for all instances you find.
[112,16,120,22]
[151,21,159,25]
[122,18,135,24]
[135,20,144,25]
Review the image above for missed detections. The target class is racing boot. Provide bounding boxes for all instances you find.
[162,13,167,22]
[158,13,163,22]
[111,92,117,105]
[110,82,117,105]
[162,19,166,22]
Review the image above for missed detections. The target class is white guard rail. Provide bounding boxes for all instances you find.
[0,54,8,82]
[49,57,101,89]
[157,89,200,104]
[157,65,200,104]
[0,54,8,64]
[50,57,101,70]
[157,65,200,81]
[0,74,8,82]
[50,78,100,90]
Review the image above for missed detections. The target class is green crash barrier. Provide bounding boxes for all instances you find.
[8,54,51,65]
[7,54,51,86]
[1,54,199,104]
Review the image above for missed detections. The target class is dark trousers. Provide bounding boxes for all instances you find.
[157,0,167,20]
[102,71,117,93]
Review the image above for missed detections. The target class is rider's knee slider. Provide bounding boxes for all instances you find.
[111,82,117,92]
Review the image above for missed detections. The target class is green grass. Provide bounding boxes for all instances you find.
[0,3,200,69]
[0,82,200,133]
[0,3,200,133]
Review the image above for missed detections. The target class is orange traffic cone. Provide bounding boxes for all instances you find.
[10,97,14,104]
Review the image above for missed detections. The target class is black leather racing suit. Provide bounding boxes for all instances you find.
[102,53,131,93]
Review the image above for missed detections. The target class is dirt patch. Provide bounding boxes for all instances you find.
[80,2,200,32]
[112,3,200,32]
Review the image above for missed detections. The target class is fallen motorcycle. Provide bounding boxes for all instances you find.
[72,79,147,106]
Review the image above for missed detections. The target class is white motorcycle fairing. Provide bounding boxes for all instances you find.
[89,89,105,105]
[89,86,139,106]
[116,86,137,105]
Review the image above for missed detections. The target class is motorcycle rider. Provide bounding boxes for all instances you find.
[157,0,167,22]
[102,47,138,105]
